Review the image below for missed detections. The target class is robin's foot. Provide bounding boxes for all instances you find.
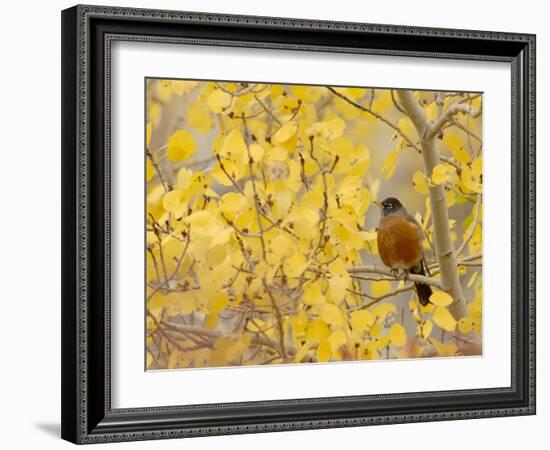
[401,270,410,281]
[390,268,399,279]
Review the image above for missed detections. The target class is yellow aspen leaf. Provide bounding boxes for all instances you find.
[249,143,265,162]
[420,301,435,314]
[187,101,213,133]
[412,170,429,194]
[350,310,374,332]
[294,342,313,363]
[211,160,241,186]
[146,352,153,369]
[274,189,293,217]
[162,190,186,213]
[207,89,233,114]
[430,163,456,185]
[210,227,235,247]
[432,306,457,332]
[458,317,474,334]
[424,102,437,121]
[170,80,199,95]
[305,320,330,343]
[272,120,298,143]
[398,117,415,137]
[307,117,346,140]
[175,167,192,188]
[418,319,433,340]
[328,274,350,305]
[271,233,296,261]
[372,302,396,319]
[320,303,344,326]
[206,244,227,267]
[283,252,308,277]
[204,313,220,330]
[429,290,454,307]
[270,84,285,99]
[149,291,197,318]
[471,157,483,179]
[208,292,229,314]
[461,166,483,194]
[290,310,309,334]
[371,89,392,112]
[184,210,218,229]
[433,339,458,357]
[220,128,247,160]
[302,283,325,305]
[453,147,471,165]
[371,280,391,297]
[146,159,154,182]
[380,150,398,179]
[183,172,207,198]
[369,321,382,337]
[166,130,196,161]
[219,192,249,215]
[316,341,332,362]
[327,330,347,352]
[443,131,471,164]
[389,323,407,347]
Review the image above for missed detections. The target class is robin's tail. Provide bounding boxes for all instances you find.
[411,262,432,306]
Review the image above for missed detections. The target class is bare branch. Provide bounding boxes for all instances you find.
[347,265,442,289]
[429,103,479,139]
[347,284,415,310]
[326,86,421,153]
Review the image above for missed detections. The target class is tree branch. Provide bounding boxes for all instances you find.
[396,90,467,319]
[429,103,479,139]
[347,284,415,310]
[347,265,442,289]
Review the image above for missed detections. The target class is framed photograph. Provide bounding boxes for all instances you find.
[61,4,536,444]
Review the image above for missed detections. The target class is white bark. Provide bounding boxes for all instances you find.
[396,90,466,319]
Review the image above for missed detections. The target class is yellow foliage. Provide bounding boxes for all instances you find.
[429,291,454,307]
[389,324,407,347]
[305,320,331,343]
[350,310,374,332]
[371,280,391,297]
[166,130,196,161]
[145,80,482,369]
[208,89,233,114]
[432,306,457,332]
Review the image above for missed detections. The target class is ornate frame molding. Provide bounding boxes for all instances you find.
[61,4,536,444]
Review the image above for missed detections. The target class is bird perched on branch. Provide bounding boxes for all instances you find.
[374,197,432,306]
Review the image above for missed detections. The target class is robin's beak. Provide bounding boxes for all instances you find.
[373,201,383,209]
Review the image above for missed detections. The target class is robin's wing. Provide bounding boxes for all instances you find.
[403,211,430,273]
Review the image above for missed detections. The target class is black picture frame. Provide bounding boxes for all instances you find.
[61,4,536,444]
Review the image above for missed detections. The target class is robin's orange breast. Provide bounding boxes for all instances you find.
[377,214,422,270]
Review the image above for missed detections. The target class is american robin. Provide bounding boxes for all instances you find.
[374,197,432,306]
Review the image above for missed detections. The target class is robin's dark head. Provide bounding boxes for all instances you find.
[374,197,405,216]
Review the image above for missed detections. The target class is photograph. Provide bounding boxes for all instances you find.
[145,79,483,370]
